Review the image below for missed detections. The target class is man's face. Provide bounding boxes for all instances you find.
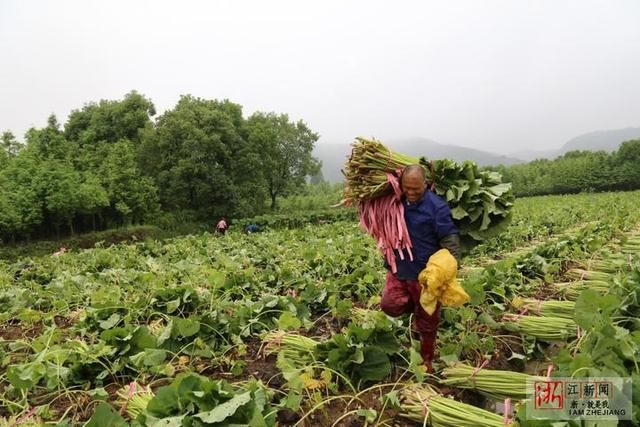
[401,172,426,203]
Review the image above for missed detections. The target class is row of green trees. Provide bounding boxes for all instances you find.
[0,92,321,242]
[490,140,640,197]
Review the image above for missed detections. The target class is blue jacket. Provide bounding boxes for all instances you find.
[245,224,260,233]
[390,190,459,280]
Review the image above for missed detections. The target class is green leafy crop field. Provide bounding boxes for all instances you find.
[2,191,640,426]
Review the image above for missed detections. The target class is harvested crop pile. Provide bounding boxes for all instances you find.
[341,137,514,270]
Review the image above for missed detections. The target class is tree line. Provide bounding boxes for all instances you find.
[489,140,640,197]
[0,92,321,242]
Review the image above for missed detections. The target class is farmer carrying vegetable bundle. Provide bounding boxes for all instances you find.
[342,137,510,372]
[380,165,461,373]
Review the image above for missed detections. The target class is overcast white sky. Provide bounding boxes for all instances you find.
[1,0,639,153]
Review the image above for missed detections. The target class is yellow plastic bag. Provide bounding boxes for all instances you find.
[418,249,470,315]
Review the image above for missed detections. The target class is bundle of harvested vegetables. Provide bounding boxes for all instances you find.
[342,137,418,202]
[262,331,328,390]
[416,157,514,241]
[589,256,631,273]
[400,384,513,427]
[441,363,543,400]
[116,382,155,419]
[564,268,612,282]
[503,314,577,341]
[551,280,610,300]
[621,237,640,253]
[511,297,575,319]
[341,137,514,269]
[262,330,319,365]
[357,173,413,273]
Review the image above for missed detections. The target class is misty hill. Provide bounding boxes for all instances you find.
[314,138,523,183]
[511,127,640,161]
[562,127,640,152]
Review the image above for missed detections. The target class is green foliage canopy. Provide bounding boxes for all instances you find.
[0,92,321,241]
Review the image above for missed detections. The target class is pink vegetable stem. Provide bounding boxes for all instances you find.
[358,173,413,273]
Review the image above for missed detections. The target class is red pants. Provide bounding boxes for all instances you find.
[380,272,441,365]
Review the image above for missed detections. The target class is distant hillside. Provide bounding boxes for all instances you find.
[511,127,640,161]
[314,129,640,182]
[508,148,560,162]
[314,138,523,183]
[562,127,640,152]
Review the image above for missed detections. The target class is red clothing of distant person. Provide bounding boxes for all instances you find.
[216,219,228,234]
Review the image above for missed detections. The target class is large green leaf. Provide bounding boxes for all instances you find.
[194,391,252,423]
[131,326,157,350]
[86,402,128,427]
[146,416,185,427]
[7,362,46,390]
[450,205,468,220]
[352,346,391,382]
[277,311,301,330]
[146,386,182,417]
[489,183,511,196]
[99,313,122,329]
[130,348,167,367]
[157,320,173,346]
[574,290,619,329]
[173,317,200,338]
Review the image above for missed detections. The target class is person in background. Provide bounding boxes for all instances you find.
[216,217,228,235]
[52,246,66,257]
[244,223,260,234]
[379,165,460,373]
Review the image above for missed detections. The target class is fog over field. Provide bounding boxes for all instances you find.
[2,0,639,158]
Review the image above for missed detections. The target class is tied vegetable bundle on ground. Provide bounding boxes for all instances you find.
[400,383,514,427]
[440,363,543,401]
[341,137,514,272]
[502,313,578,341]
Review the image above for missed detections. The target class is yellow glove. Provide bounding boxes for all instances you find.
[418,249,470,315]
[440,279,470,307]
[419,293,439,316]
